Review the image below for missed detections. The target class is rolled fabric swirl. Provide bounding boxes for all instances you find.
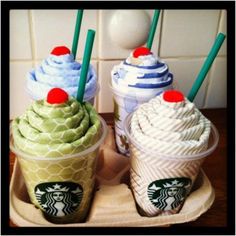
[26,46,97,101]
[130,91,211,156]
[12,97,101,157]
[111,47,173,97]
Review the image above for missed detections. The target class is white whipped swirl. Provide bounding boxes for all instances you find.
[126,53,159,66]
[111,52,173,96]
[130,94,211,156]
[26,54,97,101]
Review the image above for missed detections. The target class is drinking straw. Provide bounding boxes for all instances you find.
[146,10,161,50]
[187,33,226,102]
[72,10,84,59]
[77,29,95,103]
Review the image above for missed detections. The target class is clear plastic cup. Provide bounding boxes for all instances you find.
[10,116,107,224]
[124,112,219,217]
[83,83,100,105]
[110,83,173,156]
[26,83,100,107]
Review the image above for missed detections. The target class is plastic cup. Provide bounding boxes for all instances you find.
[124,113,219,216]
[83,83,100,105]
[110,83,173,156]
[26,84,100,107]
[10,116,107,224]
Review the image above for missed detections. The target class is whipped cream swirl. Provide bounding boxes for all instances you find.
[27,54,97,101]
[12,98,101,157]
[130,94,211,156]
[111,52,173,93]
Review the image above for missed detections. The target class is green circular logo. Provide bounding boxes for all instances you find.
[147,177,192,211]
[34,182,83,217]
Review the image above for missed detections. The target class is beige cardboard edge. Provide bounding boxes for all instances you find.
[10,158,215,227]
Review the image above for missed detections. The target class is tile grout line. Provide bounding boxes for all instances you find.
[157,9,164,57]
[10,59,35,63]
[10,55,226,64]
[202,10,223,108]
[86,55,226,62]
[28,10,36,67]
[9,56,224,62]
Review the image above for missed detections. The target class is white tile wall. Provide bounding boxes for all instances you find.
[204,57,227,108]
[10,62,33,118]
[165,58,209,108]
[10,9,227,119]
[160,10,221,57]
[98,61,121,113]
[10,10,32,60]
[31,10,98,60]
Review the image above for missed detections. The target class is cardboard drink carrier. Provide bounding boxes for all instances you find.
[10,126,216,227]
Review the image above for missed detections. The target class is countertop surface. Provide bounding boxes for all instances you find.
[9,108,227,228]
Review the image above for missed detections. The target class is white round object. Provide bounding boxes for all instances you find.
[109,10,151,49]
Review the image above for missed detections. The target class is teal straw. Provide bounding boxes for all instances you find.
[187,33,226,102]
[146,10,161,50]
[72,10,84,59]
[77,30,95,103]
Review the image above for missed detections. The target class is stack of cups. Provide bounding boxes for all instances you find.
[110,47,174,156]
[11,27,102,224]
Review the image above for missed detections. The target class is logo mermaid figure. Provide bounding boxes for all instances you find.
[35,182,83,217]
[147,178,192,211]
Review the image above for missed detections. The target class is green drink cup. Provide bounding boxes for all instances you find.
[10,87,107,224]
[10,116,107,224]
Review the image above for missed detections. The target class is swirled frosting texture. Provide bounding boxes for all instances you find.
[111,51,173,95]
[27,54,97,101]
[130,94,211,156]
[12,98,101,157]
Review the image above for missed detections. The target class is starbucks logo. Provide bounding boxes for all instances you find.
[147,178,192,211]
[34,182,83,217]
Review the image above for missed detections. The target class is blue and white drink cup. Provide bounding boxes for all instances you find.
[110,47,174,156]
[26,46,99,105]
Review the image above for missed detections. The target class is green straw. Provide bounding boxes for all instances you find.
[146,10,161,50]
[77,29,95,103]
[72,10,84,59]
[187,33,226,102]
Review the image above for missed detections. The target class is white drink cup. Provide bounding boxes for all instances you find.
[124,113,219,216]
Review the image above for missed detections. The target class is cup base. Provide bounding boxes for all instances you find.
[10,160,216,226]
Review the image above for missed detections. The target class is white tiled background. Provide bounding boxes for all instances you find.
[10,10,227,118]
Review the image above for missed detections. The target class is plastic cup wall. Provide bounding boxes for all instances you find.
[10,116,108,223]
[124,112,219,216]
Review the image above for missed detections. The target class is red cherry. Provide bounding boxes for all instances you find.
[51,46,70,56]
[163,90,185,103]
[47,88,69,104]
[133,47,151,58]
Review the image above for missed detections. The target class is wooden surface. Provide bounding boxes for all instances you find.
[9,109,227,227]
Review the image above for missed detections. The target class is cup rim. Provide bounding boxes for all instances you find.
[108,81,174,102]
[10,115,108,161]
[26,84,100,102]
[124,112,219,161]
[109,81,174,102]
[84,83,100,101]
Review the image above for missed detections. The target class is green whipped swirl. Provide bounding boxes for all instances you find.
[12,98,101,157]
